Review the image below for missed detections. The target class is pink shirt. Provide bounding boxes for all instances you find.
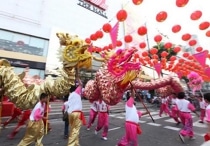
[29,102,45,121]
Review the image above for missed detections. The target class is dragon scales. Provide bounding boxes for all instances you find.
[84,48,184,105]
[0,33,92,109]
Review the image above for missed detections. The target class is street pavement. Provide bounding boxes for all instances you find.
[0,101,207,146]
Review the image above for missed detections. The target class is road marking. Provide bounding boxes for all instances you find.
[164,118,177,123]
[146,115,168,120]
[108,127,121,131]
[139,120,146,123]
[164,126,181,131]
[193,121,207,128]
[147,122,161,126]
[116,116,125,119]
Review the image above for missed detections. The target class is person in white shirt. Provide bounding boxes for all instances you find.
[87,100,98,130]
[170,93,181,125]
[117,88,149,146]
[199,96,207,123]
[176,92,196,143]
[17,93,48,146]
[94,99,109,140]
[67,79,86,146]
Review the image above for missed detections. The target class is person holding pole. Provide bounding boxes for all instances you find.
[17,93,48,146]
[67,78,86,146]
[117,87,149,146]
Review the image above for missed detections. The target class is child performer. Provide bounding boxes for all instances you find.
[199,96,207,123]
[204,93,210,141]
[95,99,109,140]
[7,109,31,139]
[87,100,98,130]
[62,97,69,139]
[176,92,196,143]
[159,96,170,117]
[170,93,181,125]
[117,88,149,146]
[67,79,86,146]
[17,93,48,146]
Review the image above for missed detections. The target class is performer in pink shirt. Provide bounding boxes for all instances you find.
[17,93,48,146]
[176,92,196,143]
[117,89,149,146]
[87,100,98,130]
[95,99,109,140]
[204,93,210,141]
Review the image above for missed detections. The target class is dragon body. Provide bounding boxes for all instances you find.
[84,48,184,105]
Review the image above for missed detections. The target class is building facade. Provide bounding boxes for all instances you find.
[0,0,123,78]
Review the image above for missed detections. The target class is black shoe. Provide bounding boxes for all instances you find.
[176,122,181,126]
[199,121,204,123]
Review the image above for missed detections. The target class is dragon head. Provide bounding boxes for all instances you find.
[56,33,92,70]
[106,48,141,88]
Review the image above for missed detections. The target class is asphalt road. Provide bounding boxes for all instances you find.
[0,107,207,146]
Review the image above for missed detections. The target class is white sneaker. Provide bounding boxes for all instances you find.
[102,137,107,140]
[179,133,185,143]
[87,128,90,131]
[94,130,98,135]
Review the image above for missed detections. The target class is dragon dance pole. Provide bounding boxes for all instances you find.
[45,96,50,135]
[129,82,155,123]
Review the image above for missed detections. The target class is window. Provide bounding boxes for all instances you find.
[13,67,45,79]
[0,29,49,56]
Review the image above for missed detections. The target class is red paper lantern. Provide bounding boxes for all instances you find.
[85,38,91,44]
[109,44,113,49]
[95,30,103,38]
[116,10,127,22]
[156,11,167,22]
[154,35,162,42]
[182,33,191,41]
[190,10,202,20]
[124,35,133,43]
[132,0,143,5]
[164,42,172,49]
[161,51,168,57]
[183,52,189,58]
[150,48,158,55]
[170,56,176,61]
[102,23,112,33]
[179,59,184,63]
[196,47,203,52]
[188,39,197,46]
[152,54,158,59]
[176,0,189,7]
[137,26,147,36]
[199,21,210,30]
[173,46,181,53]
[139,42,146,49]
[188,55,194,60]
[90,34,97,41]
[103,46,109,50]
[116,40,122,47]
[206,30,210,37]
[142,51,148,57]
[172,25,181,33]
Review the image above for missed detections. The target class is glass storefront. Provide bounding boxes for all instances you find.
[0,29,49,56]
[13,67,45,79]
